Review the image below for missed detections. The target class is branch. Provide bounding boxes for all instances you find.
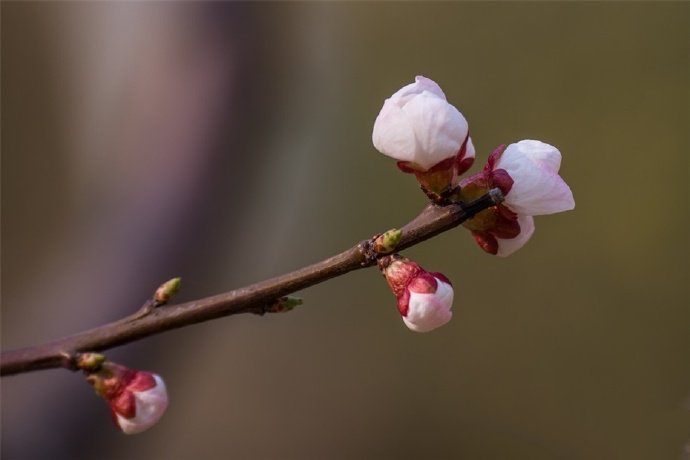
[1,189,503,377]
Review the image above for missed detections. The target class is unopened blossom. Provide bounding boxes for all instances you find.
[379,255,454,332]
[457,140,573,256]
[85,361,169,434]
[372,76,474,197]
[494,140,574,216]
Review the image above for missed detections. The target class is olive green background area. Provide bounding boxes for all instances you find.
[2,3,688,459]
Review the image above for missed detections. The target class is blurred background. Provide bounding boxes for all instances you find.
[2,3,688,459]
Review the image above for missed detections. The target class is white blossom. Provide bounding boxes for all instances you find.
[373,76,469,171]
[495,140,575,216]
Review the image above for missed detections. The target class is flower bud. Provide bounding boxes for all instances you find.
[457,140,574,256]
[86,362,169,434]
[372,76,474,197]
[372,228,403,254]
[154,277,181,304]
[492,140,574,216]
[379,255,453,332]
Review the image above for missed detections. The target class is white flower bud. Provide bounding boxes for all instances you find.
[495,140,575,216]
[373,76,469,171]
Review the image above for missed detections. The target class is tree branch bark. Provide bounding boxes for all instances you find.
[1,189,502,377]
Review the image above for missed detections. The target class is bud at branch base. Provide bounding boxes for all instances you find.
[154,277,181,305]
[379,254,454,332]
[85,361,169,434]
[372,76,475,198]
[372,228,403,254]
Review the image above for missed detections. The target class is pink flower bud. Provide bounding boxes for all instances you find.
[379,255,454,332]
[86,362,169,434]
[372,76,474,197]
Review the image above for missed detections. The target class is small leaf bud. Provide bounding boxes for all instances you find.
[76,352,106,372]
[373,228,403,254]
[266,296,303,313]
[154,277,181,304]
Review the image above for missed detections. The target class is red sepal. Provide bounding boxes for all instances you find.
[487,204,518,239]
[426,156,456,173]
[485,144,507,173]
[489,168,514,196]
[111,389,136,419]
[396,161,418,174]
[407,272,438,294]
[128,371,156,392]
[472,231,498,255]
[430,272,452,286]
[456,132,474,175]
[457,157,475,176]
[492,216,520,239]
[397,289,410,316]
[381,257,423,298]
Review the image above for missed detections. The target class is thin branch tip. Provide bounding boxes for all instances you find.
[1,189,499,377]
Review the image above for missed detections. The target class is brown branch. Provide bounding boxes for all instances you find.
[1,189,503,377]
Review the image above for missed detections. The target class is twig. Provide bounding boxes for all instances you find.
[0,189,503,377]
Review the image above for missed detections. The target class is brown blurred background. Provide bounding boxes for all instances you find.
[2,3,689,459]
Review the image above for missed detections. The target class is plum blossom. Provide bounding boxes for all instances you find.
[379,255,454,332]
[459,140,574,256]
[372,76,474,198]
[85,361,169,434]
[494,140,574,216]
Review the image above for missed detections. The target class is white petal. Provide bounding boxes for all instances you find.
[500,139,561,172]
[504,168,574,215]
[372,100,419,163]
[496,215,535,257]
[403,288,453,333]
[465,136,476,159]
[117,375,169,435]
[391,75,447,102]
[497,140,575,215]
[401,94,468,169]
[432,278,454,306]
[372,77,469,170]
